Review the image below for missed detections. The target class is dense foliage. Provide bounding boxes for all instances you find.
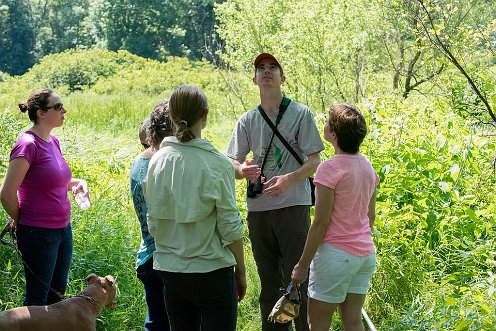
[216,0,496,127]
[0,0,36,75]
[0,0,223,75]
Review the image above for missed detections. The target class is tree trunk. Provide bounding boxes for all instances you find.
[393,43,405,90]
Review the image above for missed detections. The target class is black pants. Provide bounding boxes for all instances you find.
[136,258,170,331]
[248,205,310,331]
[157,267,237,331]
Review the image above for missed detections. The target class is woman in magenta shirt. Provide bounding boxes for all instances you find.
[0,88,90,306]
[292,104,379,331]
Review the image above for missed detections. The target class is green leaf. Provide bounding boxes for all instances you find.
[445,297,456,306]
[465,209,479,222]
[455,320,471,331]
[479,303,492,314]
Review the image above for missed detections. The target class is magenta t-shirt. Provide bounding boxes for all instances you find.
[314,154,379,256]
[10,131,72,229]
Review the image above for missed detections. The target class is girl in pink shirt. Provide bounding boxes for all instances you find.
[292,104,379,331]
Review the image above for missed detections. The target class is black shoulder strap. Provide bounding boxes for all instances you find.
[258,97,304,165]
[258,96,291,127]
[258,97,292,174]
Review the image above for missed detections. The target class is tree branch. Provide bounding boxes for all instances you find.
[415,0,496,125]
[409,63,445,91]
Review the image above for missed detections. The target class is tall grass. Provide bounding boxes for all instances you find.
[0,60,265,329]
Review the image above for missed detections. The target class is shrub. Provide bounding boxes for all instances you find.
[17,48,147,92]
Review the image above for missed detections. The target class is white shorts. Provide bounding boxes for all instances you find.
[308,243,376,304]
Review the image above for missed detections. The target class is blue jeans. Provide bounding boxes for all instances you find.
[16,224,73,306]
[136,258,170,331]
[157,267,238,331]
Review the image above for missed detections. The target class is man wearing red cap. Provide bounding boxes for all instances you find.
[227,53,324,331]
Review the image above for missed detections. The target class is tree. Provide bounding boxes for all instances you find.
[31,0,93,56]
[100,0,222,60]
[182,0,222,60]
[406,0,496,127]
[0,0,36,75]
[216,0,382,111]
[376,0,447,98]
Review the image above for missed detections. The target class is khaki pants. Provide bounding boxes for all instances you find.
[248,205,310,331]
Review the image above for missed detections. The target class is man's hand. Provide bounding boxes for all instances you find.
[237,159,261,181]
[262,174,291,196]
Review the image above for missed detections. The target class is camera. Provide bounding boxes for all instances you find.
[247,176,264,198]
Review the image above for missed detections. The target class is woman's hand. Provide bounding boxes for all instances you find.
[0,157,30,223]
[70,179,91,203]
[9,217,17,230]
[235,268,247,302]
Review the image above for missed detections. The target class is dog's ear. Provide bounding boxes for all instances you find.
[85,273,99,284]
[103,275,118,308]
[104,275,115,286]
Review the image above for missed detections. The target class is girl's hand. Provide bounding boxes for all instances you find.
[291,262,308,287]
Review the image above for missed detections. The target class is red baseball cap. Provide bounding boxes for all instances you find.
[253,53,283,75]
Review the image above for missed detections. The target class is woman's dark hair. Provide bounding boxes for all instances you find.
[169,85,208,143]
[328,104,367,153]
[148,99,175,146]
[139,116,151,149]
[18,88,54,124]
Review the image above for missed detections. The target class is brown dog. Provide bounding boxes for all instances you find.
[0,273,117,331]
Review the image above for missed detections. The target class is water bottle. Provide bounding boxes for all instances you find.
[73,191,91,210]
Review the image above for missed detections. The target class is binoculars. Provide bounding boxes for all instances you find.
[246,176,264,198]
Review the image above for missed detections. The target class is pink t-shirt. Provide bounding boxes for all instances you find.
[10,131,72,229]
[314,154,379,256]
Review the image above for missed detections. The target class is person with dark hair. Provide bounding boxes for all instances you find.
[227,53,324,331]
[143,85,246,331]
[139,116,152,149]
[0,88,90,306]
[130,100,174,331]
[291,104,379,331]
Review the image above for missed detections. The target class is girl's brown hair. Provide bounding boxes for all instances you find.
[328,104,367,153]
[169,85,208,142]
[148,99,175,146]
